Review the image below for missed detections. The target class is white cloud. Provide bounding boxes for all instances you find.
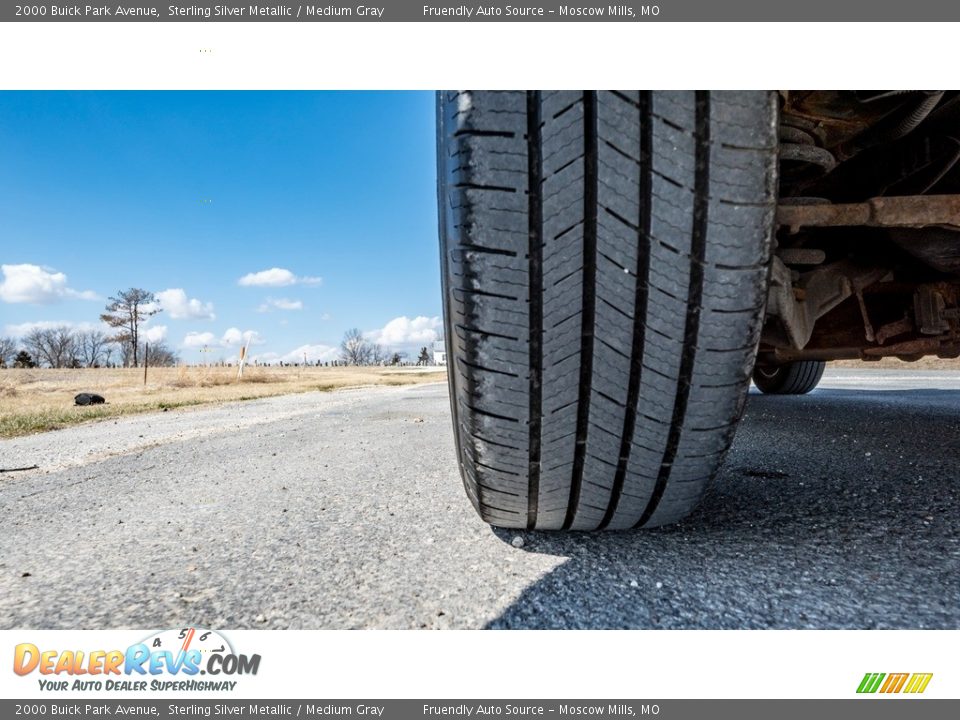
[155,288,216,320]
[256,344,339,365]
[238,268,322,288]
[183,331,217,348]
[256,297,303,312]
[221,328,264,346]
[69,290,100,301]
[4,320,100,337]
[366,315,442,347]
[143,325,168,343]
[221,328,243,345]
[183,328,263,349]
[240,268,295,287]
[0,264,98,304]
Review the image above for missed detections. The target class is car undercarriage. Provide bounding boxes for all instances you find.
[762,90,960,366]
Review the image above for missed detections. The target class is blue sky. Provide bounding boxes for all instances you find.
[0,91,441,363]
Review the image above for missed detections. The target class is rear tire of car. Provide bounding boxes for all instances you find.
[437,90,778,530]
[752,360,825,395]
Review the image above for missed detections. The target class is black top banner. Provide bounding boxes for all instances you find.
[2,1,958,22]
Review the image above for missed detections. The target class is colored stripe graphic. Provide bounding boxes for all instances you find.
[857,672,932,694]
[904,673,934,694]
[880,673,909,693]
[857,673,885,693]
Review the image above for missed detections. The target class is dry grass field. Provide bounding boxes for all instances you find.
[0,365,447,438]
[2,357,958,440]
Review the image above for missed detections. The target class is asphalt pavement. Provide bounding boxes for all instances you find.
[1,369,957,629]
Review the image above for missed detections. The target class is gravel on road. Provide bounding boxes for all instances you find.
[1,370,957,629]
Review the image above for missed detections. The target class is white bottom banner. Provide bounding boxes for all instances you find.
[1,630,955,699]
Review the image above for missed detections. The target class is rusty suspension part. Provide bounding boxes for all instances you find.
[766,337,960,364]
[777,194,960,231]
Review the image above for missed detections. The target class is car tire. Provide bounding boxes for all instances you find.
[752,360,825,395]
[437,90,778,530]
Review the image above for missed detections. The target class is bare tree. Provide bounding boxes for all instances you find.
[0,336,16,368]
[118,340,178,367]
[143,341,178,367]
[54,326,79,368]
[75,329,112,368]
[370,343,386,366]
[340,328,374,365]
[22,326,77,368]
[417,346,431,366]
[100,288,161,368]
[118,341,136,368]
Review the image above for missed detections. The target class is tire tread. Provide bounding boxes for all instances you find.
[438,90,778,530]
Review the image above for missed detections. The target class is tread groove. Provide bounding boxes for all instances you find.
[453,129,515,139]
[453,183,518,193]
[455,324,520,342]
[635,91,711,529]
[600,90,652,530]
[564,90,598,530]
[526,91,544,530]
[455,244,519,257]
[456,357,520,378]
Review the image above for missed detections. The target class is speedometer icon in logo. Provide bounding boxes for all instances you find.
[142,627,234,660]
[135,627,259,677]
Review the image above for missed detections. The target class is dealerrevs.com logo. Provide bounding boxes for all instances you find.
[857,673,933,694]
[13,628,260,692]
